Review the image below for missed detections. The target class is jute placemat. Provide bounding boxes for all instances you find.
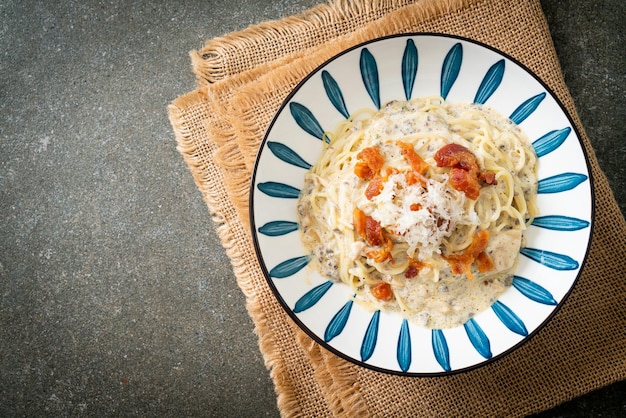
[168,0,626,416]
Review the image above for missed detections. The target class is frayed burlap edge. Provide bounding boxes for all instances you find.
[170,0,626,416]
[191,0,425,85]
[168,92,335,417]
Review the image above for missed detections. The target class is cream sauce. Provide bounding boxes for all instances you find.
[298,98,537,329]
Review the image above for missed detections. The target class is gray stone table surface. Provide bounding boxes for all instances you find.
[1,0,624,416]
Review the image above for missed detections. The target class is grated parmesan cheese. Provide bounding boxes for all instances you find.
[366,173,476,261]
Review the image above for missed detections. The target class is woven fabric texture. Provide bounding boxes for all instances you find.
[168,0,626,416]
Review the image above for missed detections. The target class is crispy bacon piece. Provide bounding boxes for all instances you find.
[364,174,384,200]
[354,162,373,180]
[354,208,393,263]
[398,141,429,175]
[404,258,431,278]
[466,230,490,258]
[398,141,430,188]
[353,208,367,238]
[405,265,418,278]
[434,143,498,198]
[371,282,393,301]
[476,251,494,273]
[355,146,384,180]
[365,216,385,246]
[367,235,394,263]
[444,255,468,276]
[435,143,482,199]
[353,208,384,246]
[362,167,402,200]
[450,167,481,200]
[384,167,399,178]
[479,170,498,185]
[404,171,420,186]
[443,230,491,280]
[435,143,478,171]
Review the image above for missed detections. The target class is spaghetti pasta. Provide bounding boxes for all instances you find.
[297,96,538,328]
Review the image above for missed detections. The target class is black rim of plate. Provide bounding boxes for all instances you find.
[248,32,595,377]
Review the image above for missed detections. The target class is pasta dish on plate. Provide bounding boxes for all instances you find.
[297,96,538,328]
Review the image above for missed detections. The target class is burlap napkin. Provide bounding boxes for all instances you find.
[168,0,626,416]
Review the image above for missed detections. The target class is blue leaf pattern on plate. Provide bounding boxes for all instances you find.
[324,300,353,342]
[293,281,333,313]
[322,70,350,119]
[532,127,571,157]
[512,276,557,305]
[492,301,528,336]
[473,59,505,104]
[360,48,381,109]
[257,181,300,198]
[361,310,380,362]
[464,318,492,359]
[289,102,326,141]
[258,220,299,236]
[538,173,587,194]
[432,329,451,372]
[509,92,546,124]
[531,215,590,231]
[402,39,418,100]
[440,43,462,100]
[269,255,311,279]
[520,248,579,270]
[397,319,412,372]
[252,35,592,375]
[267,141,312,170]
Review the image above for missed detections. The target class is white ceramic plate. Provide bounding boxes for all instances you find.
[250,34,593,375]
